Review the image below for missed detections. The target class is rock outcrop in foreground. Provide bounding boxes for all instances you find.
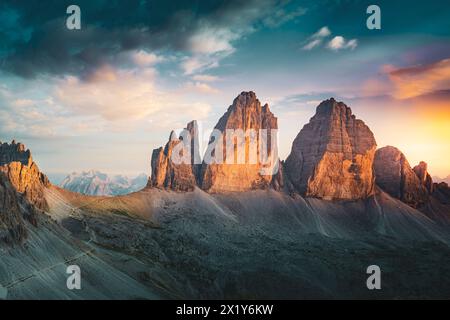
[374,146,429,208]
[0,141,50,210]
[285,98,377,200]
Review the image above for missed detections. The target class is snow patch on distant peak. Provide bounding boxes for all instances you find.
[60,171,148,196]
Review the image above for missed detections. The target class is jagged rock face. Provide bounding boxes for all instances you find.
[200,91,280,192]
[0,141,31,166]
[0,141,50,210]
[285,98,377,200]
[374,146,429,208]
[186,120,202,185]
[413,161,434,194]
[0,172,36,244]
[150,123,199,192]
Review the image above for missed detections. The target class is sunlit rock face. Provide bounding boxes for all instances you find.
[374,146,429,208]
[413,161,434,194]
[0,141,50,210]
[150,122,199,192]
[0,140,43,243]
[285,99,377,200]
[200,91,281,192]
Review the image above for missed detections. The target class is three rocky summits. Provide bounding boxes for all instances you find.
[1,91,449,244]
[149,91,445,206]
[1,91,446,206]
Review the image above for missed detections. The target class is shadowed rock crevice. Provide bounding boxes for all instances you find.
[0,172,38,244]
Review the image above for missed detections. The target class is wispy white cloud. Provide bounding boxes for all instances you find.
[346,39,358,50]
[0,83,102,139]
[185,82,221,94]
[302,26,330,51]
[327,36,358,51]
[302,39,322,50]
[181,2,307,75]
[0,59,215,141]
[11,99,35,108]
[302,26,357,52]
[180,24,240,75]
[187,27,238,55]
[55,67,160,122]
[181,54,225,75]
[192,74,220,82]
[312,26,331,38]
[263,6,307,28]
[131,50,166,67]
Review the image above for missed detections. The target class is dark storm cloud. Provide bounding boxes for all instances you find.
[0,0,298,78]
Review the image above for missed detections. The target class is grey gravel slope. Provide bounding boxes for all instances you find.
[35,186,450,299]
[0,212,163,299]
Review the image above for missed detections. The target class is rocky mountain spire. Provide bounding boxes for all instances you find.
[374,146,429,208]
[200,91,281,192]
[0,141,50,210]
[284,98,377,200]
[150,92,282,192]
[150,122,199,191]
[413,161,434,194]
[0,141,32,166]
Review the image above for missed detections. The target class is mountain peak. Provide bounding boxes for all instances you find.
[169,130,178,141]
[413,161,434,194]
[150,91,281,192]
[150,121,199,191]
[60,171,148,196]
[374,146,430,208]
[0,141,49,210]
[315,98,354,119]
[285,99,377,200]
[200,91,280,192]
[0,140,33,167]
[234,91,257,104]
[214,91,268,131]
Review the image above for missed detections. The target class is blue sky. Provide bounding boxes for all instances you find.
[0,0,450,180]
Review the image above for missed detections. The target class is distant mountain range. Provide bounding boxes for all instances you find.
[433,175,450,185]
[59,170,148,196]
